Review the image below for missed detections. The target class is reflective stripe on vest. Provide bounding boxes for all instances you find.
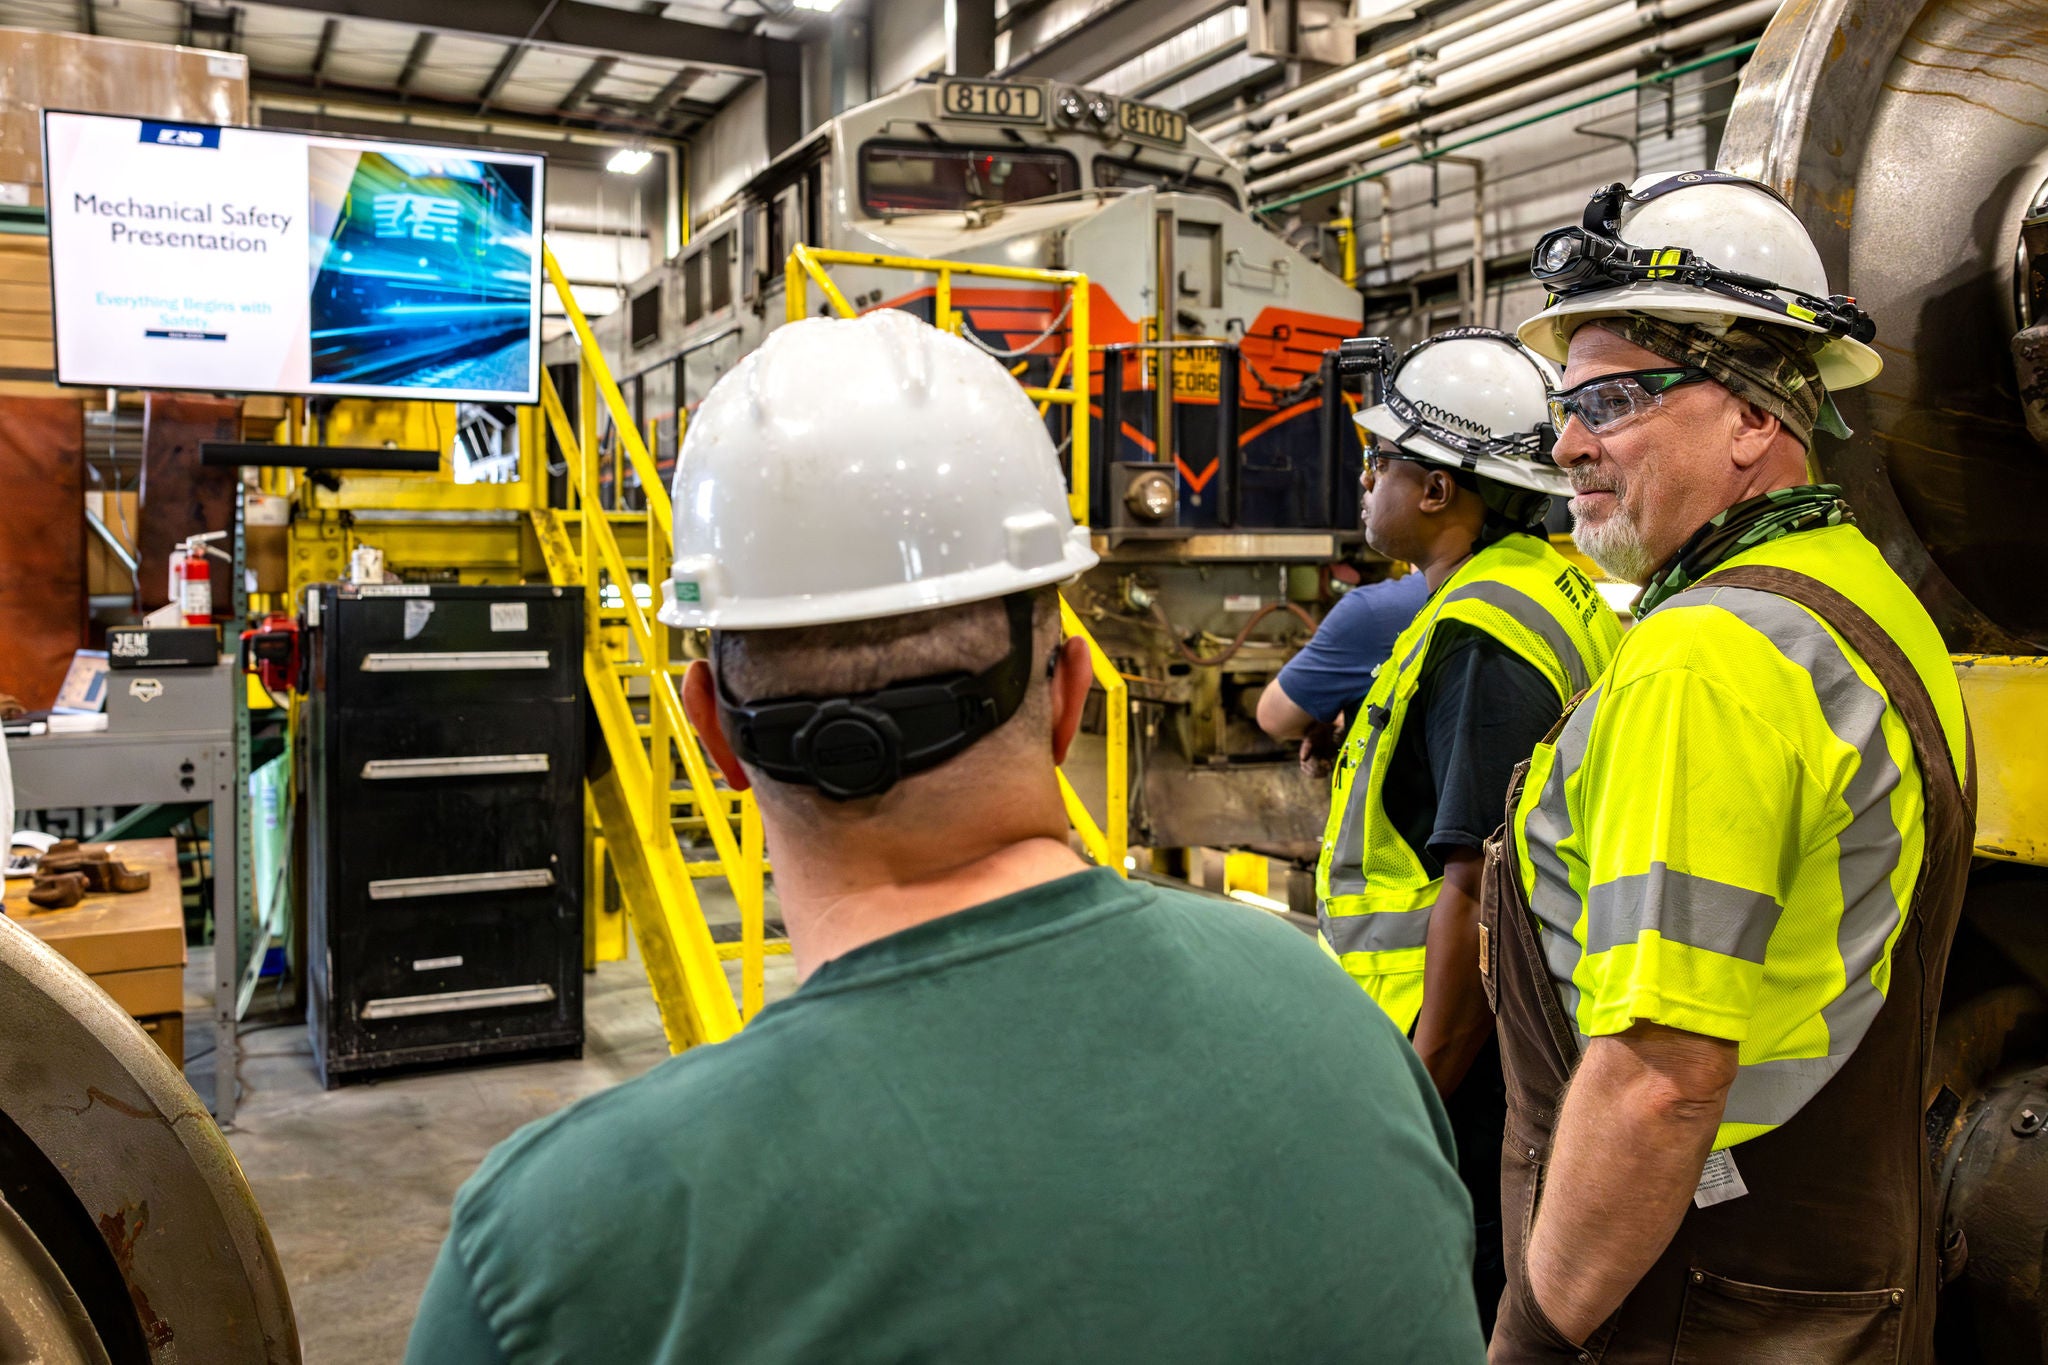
[1512,525,1964,1147]
[1316,534,1621,1026]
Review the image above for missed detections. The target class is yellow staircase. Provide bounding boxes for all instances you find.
[535,242,1127,1056]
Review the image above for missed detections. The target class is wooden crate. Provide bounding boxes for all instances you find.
[0,235,55,395]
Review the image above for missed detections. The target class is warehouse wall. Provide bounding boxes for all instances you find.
[870,0,947,93]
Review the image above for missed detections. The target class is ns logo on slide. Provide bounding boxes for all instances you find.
[139,121,219,149]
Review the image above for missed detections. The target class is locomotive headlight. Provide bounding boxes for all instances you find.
[1086,96,1115,126]
[1124,470,1177,522]
[1056,91,1086,124]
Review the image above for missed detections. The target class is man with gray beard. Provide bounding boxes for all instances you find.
[1480,171,1973,1363]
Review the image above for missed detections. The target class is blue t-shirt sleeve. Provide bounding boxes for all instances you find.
[1273,574,1430,722]
[407,1235,511,1365]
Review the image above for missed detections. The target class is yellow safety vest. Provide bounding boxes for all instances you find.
[1317,533,1622,1030]
[1511,524,1969,1149]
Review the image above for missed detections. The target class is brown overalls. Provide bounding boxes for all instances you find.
[1481,567,1976,1364]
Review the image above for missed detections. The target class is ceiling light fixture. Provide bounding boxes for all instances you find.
[606,147,655,175]
[793,0,844,12]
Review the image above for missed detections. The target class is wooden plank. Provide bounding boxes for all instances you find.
[0,256,51,287]
[0,310,54,342]
[0,337,53,368]
[0,282,49,313]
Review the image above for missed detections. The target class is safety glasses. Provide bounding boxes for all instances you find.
[1364,448,1432,479]
[1546,367,1715,436]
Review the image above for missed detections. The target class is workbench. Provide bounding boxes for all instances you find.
[3,837,188,1065]
[8,660,240,1120]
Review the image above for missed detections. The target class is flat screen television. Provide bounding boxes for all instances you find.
[42,111,546,403]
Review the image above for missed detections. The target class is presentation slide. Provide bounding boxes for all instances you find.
[42,112,545,403]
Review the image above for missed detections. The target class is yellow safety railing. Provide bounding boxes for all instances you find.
[537,244,779,1046]
[783,244,1127,876]
[785,244,1095,528]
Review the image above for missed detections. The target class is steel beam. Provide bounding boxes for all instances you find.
[558,54,617,111]
[252,72,701,140]
[245,0,796,76]
[477,42,526,111]
[311,16,338,80]
[997,0,1235,85]
[395,31,435,91]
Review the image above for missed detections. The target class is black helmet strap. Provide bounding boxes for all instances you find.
[714,592,1043,802]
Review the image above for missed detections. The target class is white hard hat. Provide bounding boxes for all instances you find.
[1355,327,1568,497]
[657,309,1099,630]
[1517,170,1882,391]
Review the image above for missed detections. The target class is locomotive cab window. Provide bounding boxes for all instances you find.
[860,142,1079,216]
[707,232,733,313]
[1093,158,1239,210]
[629,285,662,349]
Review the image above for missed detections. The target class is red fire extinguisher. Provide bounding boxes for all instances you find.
[175,530,230,626]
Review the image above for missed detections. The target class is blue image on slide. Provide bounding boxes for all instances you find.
[308,150,537,394]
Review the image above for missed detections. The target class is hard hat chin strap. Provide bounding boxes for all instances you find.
[715,592,1041,803]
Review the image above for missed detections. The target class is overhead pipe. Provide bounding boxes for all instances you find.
[1252,39,1757,214]
[1236,0,1620,157]
[1200,0,1556,142]
[1247,0,1776,198]
[1249,0,1733,174]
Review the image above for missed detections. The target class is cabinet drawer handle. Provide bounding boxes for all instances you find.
[367,869,555,900]
[360,651,550,673]
[360,755,550,780]
[360,983,556,1020]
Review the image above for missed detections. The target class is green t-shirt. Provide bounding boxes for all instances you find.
[407,869,1485,1364]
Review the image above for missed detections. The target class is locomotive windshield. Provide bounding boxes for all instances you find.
[859,142,1079,215]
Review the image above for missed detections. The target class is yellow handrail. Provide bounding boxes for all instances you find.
[1057,596,1129,875]
[781,244,1126,877]
[537,247,776,1023]
[784,244,1093,529]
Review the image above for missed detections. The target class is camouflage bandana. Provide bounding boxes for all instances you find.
[1604,315,1841,446]
[1634,483,1853,616]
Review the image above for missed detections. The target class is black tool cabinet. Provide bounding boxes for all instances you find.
[303,583,584,1085]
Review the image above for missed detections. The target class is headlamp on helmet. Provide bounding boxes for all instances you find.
[1528,173,1877,345]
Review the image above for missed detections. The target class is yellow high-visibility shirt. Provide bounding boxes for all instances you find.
[1513,523,1967,1148]
[1318,532,1621,1029]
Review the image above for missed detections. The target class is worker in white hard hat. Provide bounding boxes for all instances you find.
[1316,326,1622,1337]
[407,308,1488,1365]
[1486,170,1973,1361]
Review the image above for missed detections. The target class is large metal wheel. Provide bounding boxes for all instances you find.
[0,915,298,1362]
[1719,0,2048,653]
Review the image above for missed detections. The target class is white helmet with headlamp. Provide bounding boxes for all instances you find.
[1516,169,1881,390]
[1347,326,1568,497]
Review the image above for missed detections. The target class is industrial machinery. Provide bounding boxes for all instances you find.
[1719,0,2048,1357]
[549,75,1369,866]
[0,918,298,1361]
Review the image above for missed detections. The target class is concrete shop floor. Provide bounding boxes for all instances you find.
[187,883,798,1365]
